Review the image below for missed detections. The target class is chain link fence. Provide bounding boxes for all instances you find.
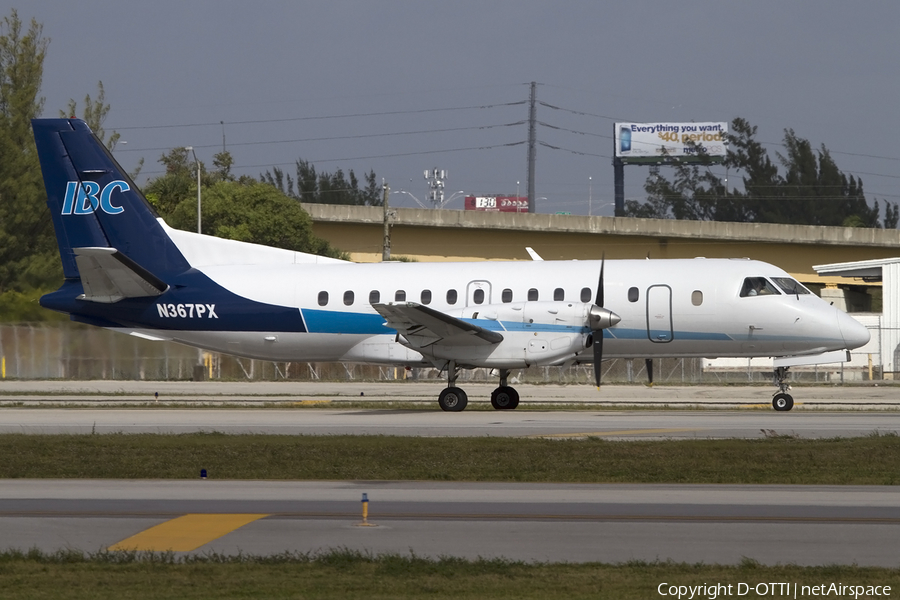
[0,322,877,384]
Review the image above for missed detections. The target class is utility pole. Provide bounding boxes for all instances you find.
[382,182,391,261]
[613,158,625,216]
[527,81,537,213]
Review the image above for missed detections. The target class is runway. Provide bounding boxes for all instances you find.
[4,380,900,409]
[2,407,900,439]
[2,381,900,438]
[2,480,899,566]
[3,382,899,566]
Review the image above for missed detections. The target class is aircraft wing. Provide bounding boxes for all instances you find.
[373,302,503,348]
[74,247,169,303]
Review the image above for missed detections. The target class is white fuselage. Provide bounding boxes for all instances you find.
[128,232,869,372]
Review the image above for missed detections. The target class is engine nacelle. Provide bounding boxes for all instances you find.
[450,301,594,330]
[424,301,605,368]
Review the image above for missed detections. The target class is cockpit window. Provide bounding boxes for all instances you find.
[740,277,780,297]
[772,277,811,295]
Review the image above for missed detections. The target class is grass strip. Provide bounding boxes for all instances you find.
[0,549,898,600]
[2,433,899,484]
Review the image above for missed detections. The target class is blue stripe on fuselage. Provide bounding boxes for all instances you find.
[303,309,391,335]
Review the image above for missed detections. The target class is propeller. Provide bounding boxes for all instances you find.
[645,358,654,385]
[588,256,621,388]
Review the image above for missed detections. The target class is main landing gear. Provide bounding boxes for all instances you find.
[437,364,519,412]
[438,360,468,412]
[772,366,794,411]
[490,369,519,410]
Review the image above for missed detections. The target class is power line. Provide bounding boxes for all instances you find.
[538,140,609,159]
[538,100,618,121]
[111,101,527,131]
[116,121,525,153]
[140,141,526,176]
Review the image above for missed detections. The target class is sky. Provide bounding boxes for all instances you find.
[15,1,900,216]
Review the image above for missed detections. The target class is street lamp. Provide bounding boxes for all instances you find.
[392,189,428,209]
[441,190,467,209]
[185,146,201,234]
[589,176,593,216]
[184,146,204,375]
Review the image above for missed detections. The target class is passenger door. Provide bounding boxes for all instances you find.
[646,285,673,343]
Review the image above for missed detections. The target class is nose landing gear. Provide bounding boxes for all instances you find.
[490,369,519,410]
[772,366,794,411]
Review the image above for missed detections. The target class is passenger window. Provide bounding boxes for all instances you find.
[343,290,354,306]
[395,290,406,301]
[691,290,703,306]
[740,277,780,297]
[772,277,811,295]
[317,291,329,306]
[554,288,565,301]
[369,290,380,304]
[421,290,432,305]
[447,289,458,305]
[580,287,592,302]
[473,289,485,304]
[502,288,513,303]
[628,287,639,302]
[528,288,539,301]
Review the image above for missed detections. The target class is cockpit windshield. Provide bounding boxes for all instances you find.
[771,277,811,295]
[740,277,781,297]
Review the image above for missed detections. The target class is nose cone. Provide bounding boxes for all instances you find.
[837,310,870,349]
[589,305,621,330]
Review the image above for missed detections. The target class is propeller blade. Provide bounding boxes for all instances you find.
[595,254,605,307]
[593,331,603,387]
[646,358,654,384]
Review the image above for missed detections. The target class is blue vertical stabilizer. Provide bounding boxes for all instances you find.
[31,118,191,281]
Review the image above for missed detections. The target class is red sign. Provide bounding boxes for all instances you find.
[464,196,529,212]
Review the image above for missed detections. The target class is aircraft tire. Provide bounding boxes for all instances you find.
[490,386,520,410]
[772,393,794,412]
[439,387,468,412]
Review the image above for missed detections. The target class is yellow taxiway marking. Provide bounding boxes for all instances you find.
[531,427,700,438]
[108,513,269,552]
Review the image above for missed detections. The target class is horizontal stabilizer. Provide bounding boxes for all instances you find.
[373,302,503,348]
[74,247,168,303]
[525,247,544,261]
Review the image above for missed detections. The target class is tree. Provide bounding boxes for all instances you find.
[0,10,57,293]
[59,79,143,180]
[884,201,899,229]
[261,159,382,206]
[60,80,119,150]
[142,147,197,217]
[625,118,889,228]
[145,149,344,259]
[166,179,344,258]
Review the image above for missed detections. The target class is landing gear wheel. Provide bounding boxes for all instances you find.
[438,387,468,412]
[772,393,794,412]
[490,386,520,410]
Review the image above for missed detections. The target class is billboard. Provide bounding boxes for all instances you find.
[614,122,727,164]
[464,196,529,213]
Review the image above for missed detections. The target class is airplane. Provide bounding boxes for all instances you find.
[32,118,871,412]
